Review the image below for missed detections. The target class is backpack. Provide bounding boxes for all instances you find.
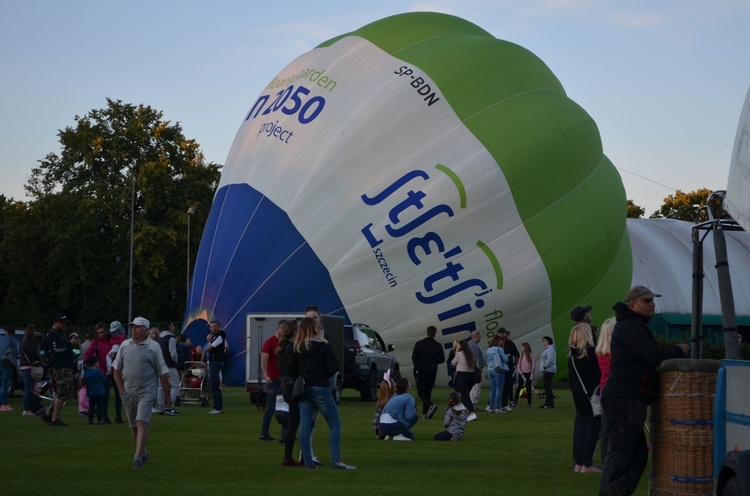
[38,330,60,367]
[1,336,16,366]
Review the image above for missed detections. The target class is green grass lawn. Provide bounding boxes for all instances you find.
[3,386,649,495]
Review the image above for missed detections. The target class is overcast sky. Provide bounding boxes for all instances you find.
[2,0,749,215]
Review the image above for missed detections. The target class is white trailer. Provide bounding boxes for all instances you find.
[244,313,345,404]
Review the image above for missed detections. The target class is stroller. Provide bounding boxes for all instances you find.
[176,361,211,407]
[30,375,56,415]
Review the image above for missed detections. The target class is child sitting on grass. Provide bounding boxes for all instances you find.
[434,391,467,441]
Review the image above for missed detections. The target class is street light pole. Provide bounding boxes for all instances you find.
[128,176,135,334]
[187,207,196,298]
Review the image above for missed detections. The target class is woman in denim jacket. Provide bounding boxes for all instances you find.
[379,378,418,441]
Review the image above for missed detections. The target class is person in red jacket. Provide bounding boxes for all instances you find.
[83,321,126,423]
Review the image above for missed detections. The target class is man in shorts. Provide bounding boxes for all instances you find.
[40,313,77,426]
[112,317,172,468]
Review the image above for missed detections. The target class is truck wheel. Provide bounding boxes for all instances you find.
[360,369,377,402]
[721,476,741,496]
[332,375,343,405]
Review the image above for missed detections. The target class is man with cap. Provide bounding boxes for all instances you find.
[68,332,81,351]
[571,305,592,324]
[599,286,688,496]
[39,313,77,426]
[572,304,599,343]
[112,316,172,468]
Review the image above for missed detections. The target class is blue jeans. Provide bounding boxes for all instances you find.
[299,385,342,466]
[0,364,12,406]
[209,362,223,411]
[22,368,34,411]
[261,379,280,436]
[379,416,418,439]
[488,368,506,410]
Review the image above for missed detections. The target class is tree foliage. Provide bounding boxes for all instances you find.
[626,199,645,219]
[650,188,713,221]
[0,99,221,328]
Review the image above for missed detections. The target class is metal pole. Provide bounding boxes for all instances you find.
[690,226,704,359]
[128,176,135,334]
[187,207,195,298]
[714,223,741,359]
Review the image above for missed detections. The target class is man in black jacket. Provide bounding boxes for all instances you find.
[600,286,687,496]
[411,325,445,419]
[39,313,77,426]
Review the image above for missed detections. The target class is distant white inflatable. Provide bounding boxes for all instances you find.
[726,85,750,231]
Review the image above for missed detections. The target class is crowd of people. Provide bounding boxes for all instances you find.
[0,285,693,489]
[562,287,689,496]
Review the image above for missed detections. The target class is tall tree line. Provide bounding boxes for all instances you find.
[0,99,221,329]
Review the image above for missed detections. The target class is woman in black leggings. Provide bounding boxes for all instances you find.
[450,339,477,420]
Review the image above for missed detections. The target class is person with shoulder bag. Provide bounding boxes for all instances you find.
[568,323,602,474]
[0,326,20,411]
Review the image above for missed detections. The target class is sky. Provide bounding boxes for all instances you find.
[2,0,749,216]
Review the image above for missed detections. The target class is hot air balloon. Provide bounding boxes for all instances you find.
[182,12,631,386]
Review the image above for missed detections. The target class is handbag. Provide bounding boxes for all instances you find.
[590,385,602,417]
[31,364,45,380]
[492,348,509,372]
[291,375,305,402]
[1,339,15,364]
[22,346,45,380]
[290,353,310,402]
[571,354,601,417]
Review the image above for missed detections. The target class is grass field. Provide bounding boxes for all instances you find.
[3,385,649,495]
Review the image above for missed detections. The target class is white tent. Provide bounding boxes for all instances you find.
[627,218,750,340]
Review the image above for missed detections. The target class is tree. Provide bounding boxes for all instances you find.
[626,199,645,219]
[7,98,221,326]
[650,188,713,221]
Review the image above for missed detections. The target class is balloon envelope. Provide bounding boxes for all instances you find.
[183,12,631,385]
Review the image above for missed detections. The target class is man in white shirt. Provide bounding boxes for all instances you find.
[113,317,172,468]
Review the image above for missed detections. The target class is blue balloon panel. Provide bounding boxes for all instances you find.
[182,183,346,385]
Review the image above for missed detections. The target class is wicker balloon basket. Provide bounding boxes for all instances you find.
[649,359,721,496]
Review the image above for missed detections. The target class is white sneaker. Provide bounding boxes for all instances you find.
[466,412,478,422]
[384,435,392,441]
[494,409,505,414]
[22,410,36,416]
[485,405,492,412]
[503,406,513,411]
[392,434,411,441]
[208,409,223,414]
